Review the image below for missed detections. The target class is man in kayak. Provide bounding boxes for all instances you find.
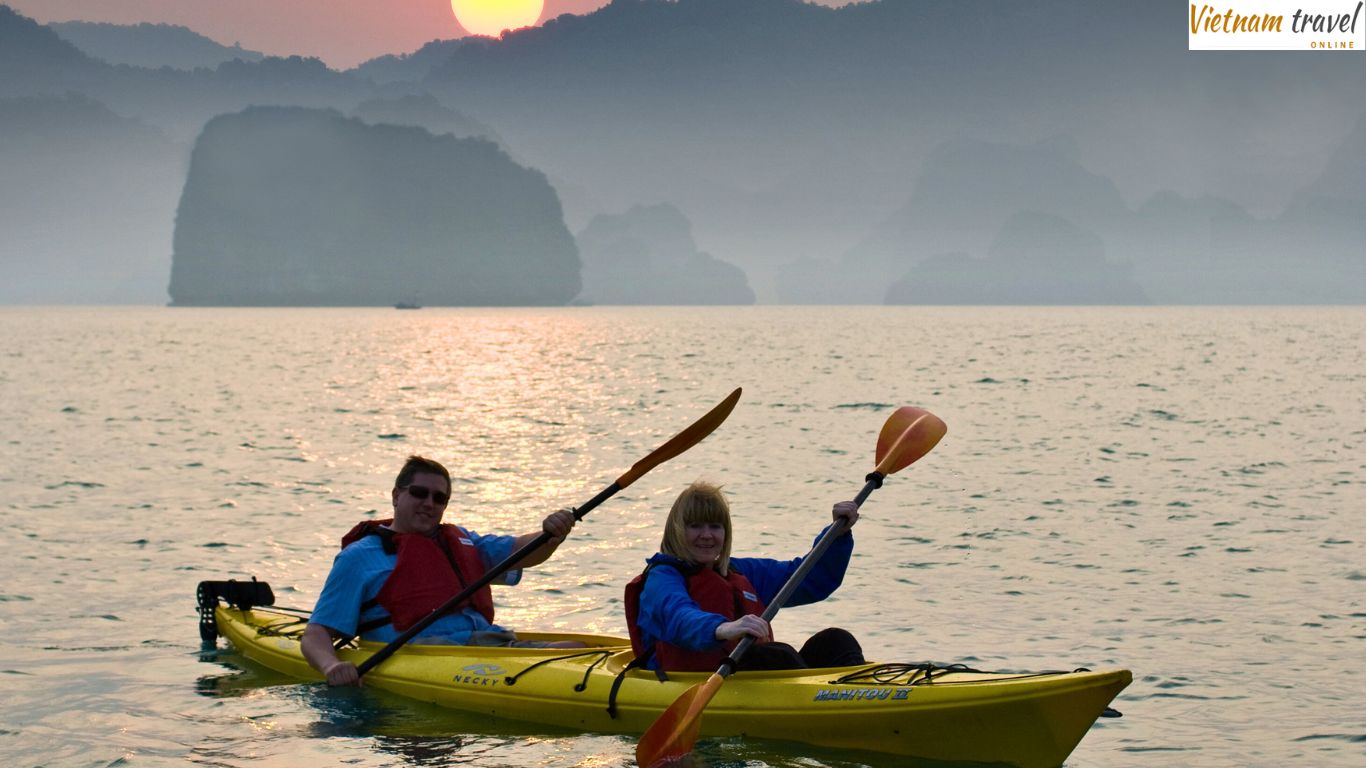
[624,480,865,672]
[301,455,578,686]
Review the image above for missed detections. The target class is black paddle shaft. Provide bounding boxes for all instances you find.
[354,481,619,676]
[720,470,885,675]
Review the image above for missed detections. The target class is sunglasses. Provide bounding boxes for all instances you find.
[402,484,450,506]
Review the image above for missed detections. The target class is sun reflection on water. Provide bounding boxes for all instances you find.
[355,311,612,524]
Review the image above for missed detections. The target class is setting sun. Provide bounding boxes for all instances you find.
[451,0,545,37]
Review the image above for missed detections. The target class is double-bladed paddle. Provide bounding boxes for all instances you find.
[355,387,743,677]
[635,406,947,768]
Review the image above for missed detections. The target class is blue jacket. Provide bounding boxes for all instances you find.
[632,525,854,670]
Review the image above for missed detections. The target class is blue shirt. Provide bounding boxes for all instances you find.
[310,525,520,644]
[634,525,854,669]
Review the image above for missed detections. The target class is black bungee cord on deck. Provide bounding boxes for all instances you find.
[500,649,616,692]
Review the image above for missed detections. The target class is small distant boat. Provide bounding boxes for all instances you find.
[394,302,421,310]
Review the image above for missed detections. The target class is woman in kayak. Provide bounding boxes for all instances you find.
[624,480,865,672]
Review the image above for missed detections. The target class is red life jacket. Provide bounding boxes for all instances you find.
[624,559,769,672]
[341,519,495,631]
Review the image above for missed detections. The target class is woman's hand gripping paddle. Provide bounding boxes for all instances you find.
[354,388,743,677]
[635,406,946,768]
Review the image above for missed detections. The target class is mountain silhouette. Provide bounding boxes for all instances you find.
[841,136,1132,298]
[350,92,501,144]
[1,6,375,140]
[49,20,265,70]
[351,38,477,83]
[886,212,1147,305]
[0,4,105,86]
[575,203,754,304]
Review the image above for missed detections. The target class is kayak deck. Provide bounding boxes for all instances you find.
[208,602,1129,767]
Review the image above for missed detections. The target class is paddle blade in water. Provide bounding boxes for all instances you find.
[636,674,724,768]
[874,406,947,475]
[617,388,741,488]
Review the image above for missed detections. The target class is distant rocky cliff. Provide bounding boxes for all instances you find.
[779,133,1366,305]
[886,212,1148,305]
[575,204,754,305]
[169,106,579,306]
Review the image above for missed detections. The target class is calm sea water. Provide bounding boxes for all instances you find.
[0,306,1361,768]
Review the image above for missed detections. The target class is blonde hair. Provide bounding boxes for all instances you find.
[660,480,734,574]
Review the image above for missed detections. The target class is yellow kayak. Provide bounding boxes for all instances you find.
[199,583,1130,767]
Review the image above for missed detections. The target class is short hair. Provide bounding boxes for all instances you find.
[394,455,451,493]
[660,480,734,574]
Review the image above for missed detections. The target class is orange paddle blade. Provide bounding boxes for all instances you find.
[617,388,742,489]
[636,673,725,768]
[874,406,947,476]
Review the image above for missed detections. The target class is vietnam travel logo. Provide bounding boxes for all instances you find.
[1189,0,1364,49]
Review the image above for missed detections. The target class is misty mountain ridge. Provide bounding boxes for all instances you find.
[847,136,1133,274]
[418,0,1364,301]
[1,6,376,139]
[2,8,339,101]
[575,203,755,305]
[0,92,182,304]
[0,91,168,147]
[845,133,1365,305]
[885,213,1147,306]
[50,20,265,71]
[351,38,480,84]
[778,136,1178,304]
[351,93,501,145]
[1,4,104,85]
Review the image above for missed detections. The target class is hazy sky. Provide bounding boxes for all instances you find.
[13,0,859,69]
